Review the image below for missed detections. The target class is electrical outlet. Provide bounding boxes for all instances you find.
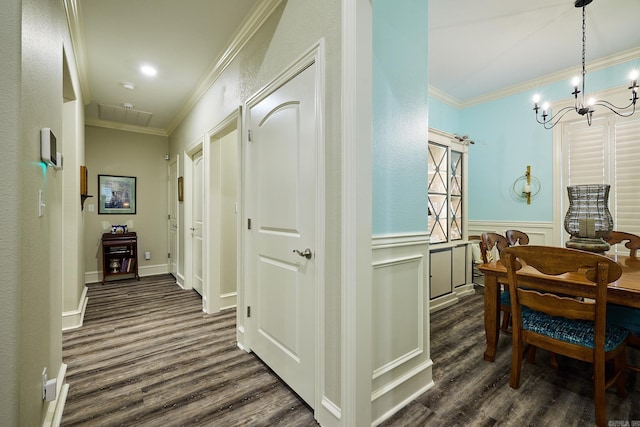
[42,368,47,400]
[41,367,56,401]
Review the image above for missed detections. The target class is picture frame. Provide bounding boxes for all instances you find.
[98,174,137,214]
[178,176,184,201]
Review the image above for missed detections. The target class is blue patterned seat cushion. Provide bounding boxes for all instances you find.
[500,291,510,306]
[521,309,628,352]
[607,304,640,335]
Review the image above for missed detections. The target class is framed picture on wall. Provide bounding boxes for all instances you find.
[98,174,137,214]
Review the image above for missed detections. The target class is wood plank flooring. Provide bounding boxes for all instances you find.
[61,275,318,426]
[62,276,640,426]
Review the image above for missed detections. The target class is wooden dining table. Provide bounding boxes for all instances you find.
[479,254,640,362]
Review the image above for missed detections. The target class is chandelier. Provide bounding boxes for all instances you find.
[533,0,639,129]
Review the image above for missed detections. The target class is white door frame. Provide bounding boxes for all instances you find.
[168,155,179,279]
[184,137,205,309]
[341,0,373,425]
[203,111,240,313]
[239,42,326,413]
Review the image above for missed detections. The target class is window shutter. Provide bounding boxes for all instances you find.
[561,114,640,251]
[563,117,607,187]
[613,116,640,236]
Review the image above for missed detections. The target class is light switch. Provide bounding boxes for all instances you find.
[88,204,95,212]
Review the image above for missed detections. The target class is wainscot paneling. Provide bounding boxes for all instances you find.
[468,221,555,246]
[371,234,433,425]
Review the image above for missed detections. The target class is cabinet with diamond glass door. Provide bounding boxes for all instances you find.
[427,129,470,311]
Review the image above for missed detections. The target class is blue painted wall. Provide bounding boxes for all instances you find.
[429,60,639,222]
[372,0,429,235]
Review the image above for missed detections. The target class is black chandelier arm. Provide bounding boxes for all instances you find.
[532,0,637,129]
[535,105,579,129]
[592,100,637,118]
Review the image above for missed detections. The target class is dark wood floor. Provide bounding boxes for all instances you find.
[61,275,318,426]
[62,276,640,426]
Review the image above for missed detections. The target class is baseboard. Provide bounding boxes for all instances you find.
[85,263,170,284]
[371,359,434,426]
[429,292,459,313]
[220,291,237,310]
[42,363,67,427]
[62,286,88,331]
[455,283,475,298]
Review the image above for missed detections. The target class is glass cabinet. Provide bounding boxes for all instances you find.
[427,129,472,312]
[428,141,464,244]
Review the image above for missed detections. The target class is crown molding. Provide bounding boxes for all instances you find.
[166,0,284,135]
[434,46,640,110]
[63,0,91,101]
[428,86,463,109]
[85,118,168,137]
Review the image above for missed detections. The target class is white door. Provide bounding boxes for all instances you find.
[247,62,318,406]
[192,150,204,295]
[168,158,178,277]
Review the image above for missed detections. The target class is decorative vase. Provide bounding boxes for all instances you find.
[564,184,613,253]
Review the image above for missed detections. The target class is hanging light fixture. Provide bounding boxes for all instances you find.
[533,0,639,129]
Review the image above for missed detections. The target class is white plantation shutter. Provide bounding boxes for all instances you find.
[562,117,607,187]
[613,116,640,236]
[561,114,640,251]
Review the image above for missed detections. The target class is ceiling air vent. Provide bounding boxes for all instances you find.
[98,103,153,127]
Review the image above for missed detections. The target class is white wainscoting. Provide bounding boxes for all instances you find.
[468,220,556,246]
[371,234,434,425]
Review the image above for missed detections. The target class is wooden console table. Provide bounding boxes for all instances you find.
[101,232,140,284]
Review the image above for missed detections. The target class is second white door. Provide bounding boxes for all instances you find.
[192,149,204,295]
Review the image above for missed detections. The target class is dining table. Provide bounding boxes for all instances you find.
[479,253,640,362]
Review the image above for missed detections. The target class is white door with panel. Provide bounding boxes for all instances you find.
[191,149,204,295]
[246,62,318,407]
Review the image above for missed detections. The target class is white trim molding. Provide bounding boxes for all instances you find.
[42,363,68,427]
[62,286,88,331]
[468,220,555,246]
[371,233,433,425]
[85,263,170,284]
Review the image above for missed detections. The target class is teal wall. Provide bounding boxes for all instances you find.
[372,0,429,235]
[429,60,639,223]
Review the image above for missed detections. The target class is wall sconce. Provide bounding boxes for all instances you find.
[512,165,540,204]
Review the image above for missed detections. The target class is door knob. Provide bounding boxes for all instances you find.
[293,248,312,259]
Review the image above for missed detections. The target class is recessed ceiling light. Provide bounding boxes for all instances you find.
[140,65,157,77]
[122,82,135,90]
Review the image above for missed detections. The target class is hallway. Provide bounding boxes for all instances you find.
[61,275,317,426]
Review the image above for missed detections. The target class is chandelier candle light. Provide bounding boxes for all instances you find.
[533,0,639,129]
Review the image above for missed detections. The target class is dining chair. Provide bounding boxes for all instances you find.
[505,229,530,247]
[481,232,511,332]
[605,230,640,375]
[501,246,628,427]
[468,235,484,284]
[605,230,640,258]
[607,304,640,376]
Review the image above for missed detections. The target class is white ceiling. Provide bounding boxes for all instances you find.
[74,0,640,134]
[429,0,640,104]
